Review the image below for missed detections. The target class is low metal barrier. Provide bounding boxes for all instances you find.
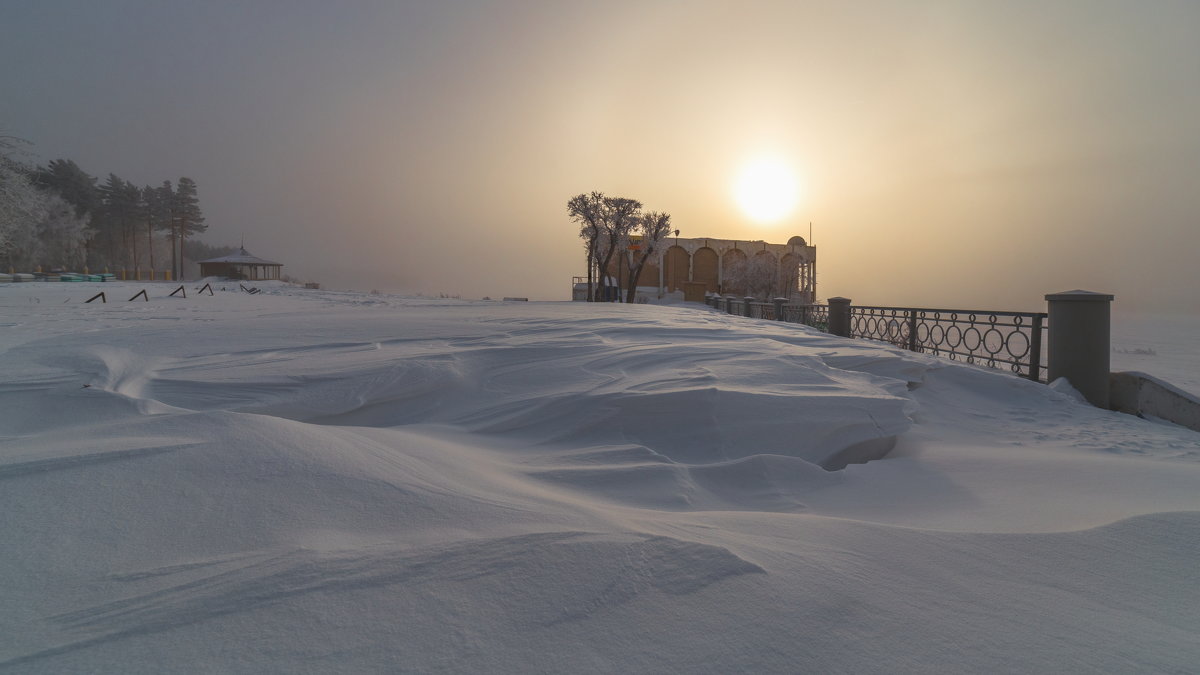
[849,306,1046,381]
[706,295,1047,382]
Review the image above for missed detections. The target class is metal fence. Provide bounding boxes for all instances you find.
[848,306,1046,381]
[706,295,1047,382]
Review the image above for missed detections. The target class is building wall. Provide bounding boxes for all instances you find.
[600,235,816,302]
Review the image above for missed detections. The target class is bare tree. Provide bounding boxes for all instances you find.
[595,196,642,302]
[568,191,605,302]
[624,211,672,303]
[725,254,778,300]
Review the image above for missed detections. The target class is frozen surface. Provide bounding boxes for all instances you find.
[1112,312,1200,397]
[2,283,1199,673]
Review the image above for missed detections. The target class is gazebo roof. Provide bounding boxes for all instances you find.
[198,247,282,266]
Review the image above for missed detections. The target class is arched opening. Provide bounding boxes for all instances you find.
[750,250,778,299]
[638,258,660,290]
[664,246,689,291]
[693,247,719,293]
[721,249,747,296]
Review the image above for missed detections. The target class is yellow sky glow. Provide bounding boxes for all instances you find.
[733,155,803,224]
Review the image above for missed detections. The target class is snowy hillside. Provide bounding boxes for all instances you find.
[2,283,1199,673]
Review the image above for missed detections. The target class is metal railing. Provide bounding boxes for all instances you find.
[849,306,1046,381]
[780,304,829,331]
[706,295,1047,382]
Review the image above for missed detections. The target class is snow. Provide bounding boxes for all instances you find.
[2,282,1199,673]
[1112,312,1200,397]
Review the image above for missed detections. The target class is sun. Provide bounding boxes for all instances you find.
[733,156,802,223]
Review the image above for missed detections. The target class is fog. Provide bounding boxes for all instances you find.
[3,1,1198,313]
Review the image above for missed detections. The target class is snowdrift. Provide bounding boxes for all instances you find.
[2,283,1199,673]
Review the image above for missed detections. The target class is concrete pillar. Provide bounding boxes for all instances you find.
[743,296,754,318]
[773,297,787,321]
[828,297,852,337]
[1046,290,1114,408]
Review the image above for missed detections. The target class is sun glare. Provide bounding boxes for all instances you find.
[733,156,802,223]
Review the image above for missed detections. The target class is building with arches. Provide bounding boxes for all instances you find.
[583,235,816,303]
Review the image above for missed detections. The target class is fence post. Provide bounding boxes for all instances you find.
[773,297,786,321]
[1045,290,1114,408]
[724,296,733,314]
[907,309,918,352]
[743,296,754,318]
[828,297,852,337]
[1028,314,1044,381]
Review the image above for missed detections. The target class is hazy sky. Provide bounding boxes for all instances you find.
[3,0,1198,311]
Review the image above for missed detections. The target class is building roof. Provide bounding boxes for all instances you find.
[197,247,282,266]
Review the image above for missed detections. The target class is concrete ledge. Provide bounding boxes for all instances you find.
[1110,371,1200,432]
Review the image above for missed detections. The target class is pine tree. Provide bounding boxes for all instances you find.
[172,177,205,280]
[97,174,142,269]
[142,184,171,273]
[33,159,99,219]
[156,180,177,278]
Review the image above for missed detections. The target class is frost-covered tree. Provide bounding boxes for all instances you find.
[595,196,642,302]
[568,191,606,302]
[0,157,90,272]
[725,254,779,300]
[624,211,672,303]
[0,137,41,270]
[32,158,100,266]
[4,140,198,274]
[35,193,91,270]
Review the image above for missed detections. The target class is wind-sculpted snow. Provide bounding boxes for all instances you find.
[2,283,1200,673]
[6,532,763,670]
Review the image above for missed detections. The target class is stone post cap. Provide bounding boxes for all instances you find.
[773,297,789,302]
[744,296,755,300]
[827,296,852,304]
[1045,290,1114,302]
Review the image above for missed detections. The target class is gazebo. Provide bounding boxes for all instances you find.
[197,247,283,281]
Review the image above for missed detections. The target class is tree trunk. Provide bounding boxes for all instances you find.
[585,237,596,302]
[129,220,139,272]
[596,243,617,303]
[625,251,647,304]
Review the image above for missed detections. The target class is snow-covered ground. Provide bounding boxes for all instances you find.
[2,282,1199,674]
[1112,312,1200,397]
